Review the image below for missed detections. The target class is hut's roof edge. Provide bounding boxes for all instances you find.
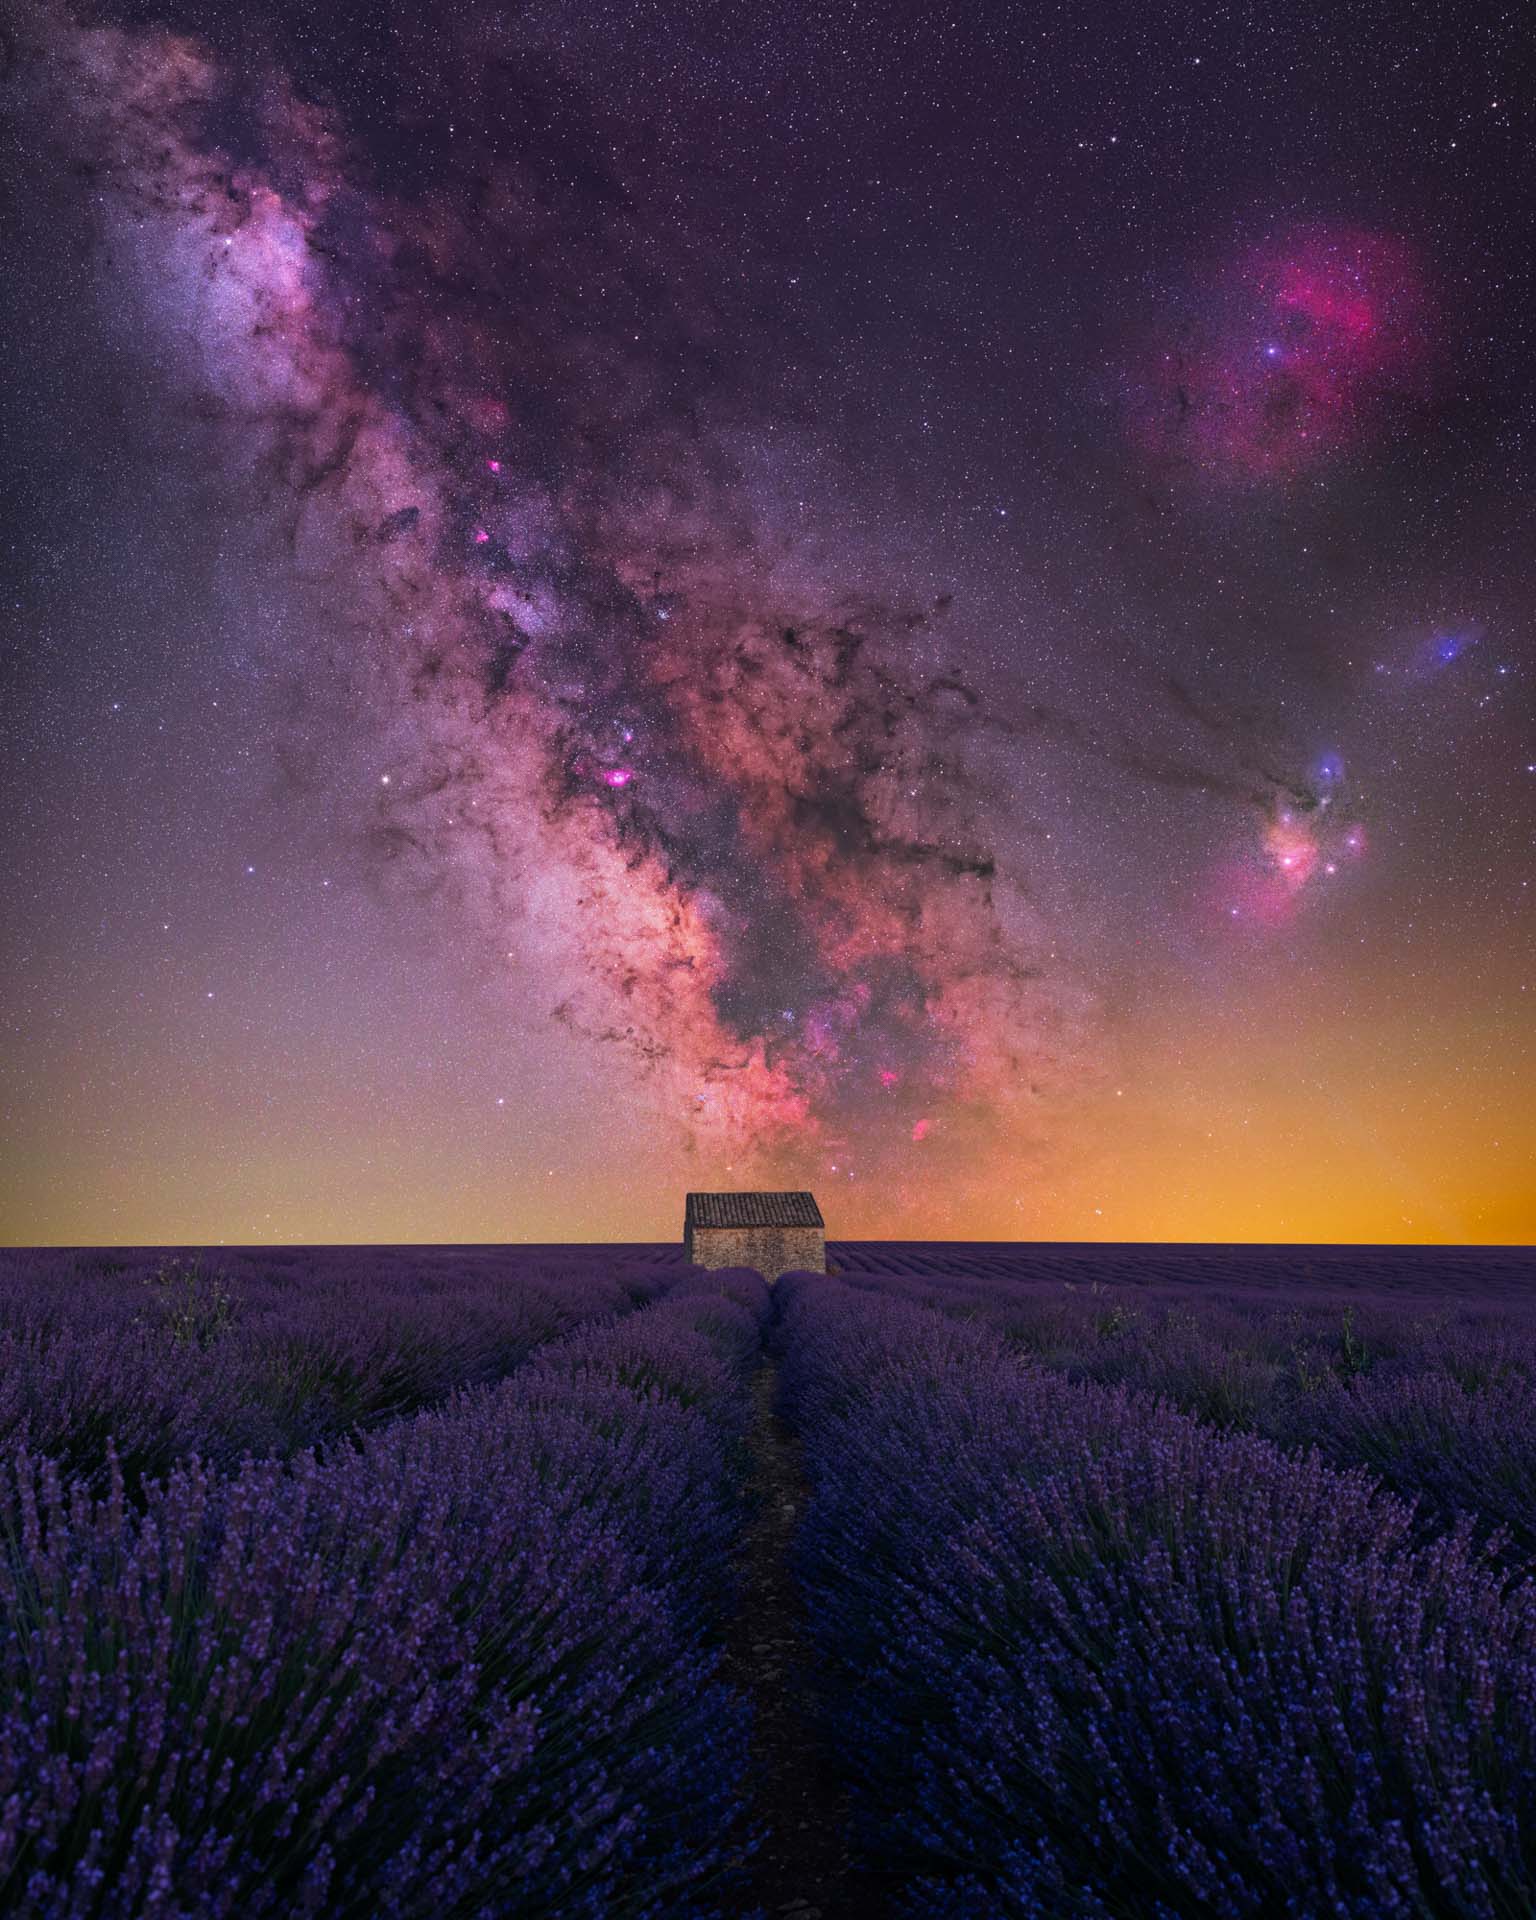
[685,1191,825,1230]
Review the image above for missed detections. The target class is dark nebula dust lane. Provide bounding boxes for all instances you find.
[2,1,1533,1243]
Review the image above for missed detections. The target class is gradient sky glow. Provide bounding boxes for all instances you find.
[1,0,1533,1246]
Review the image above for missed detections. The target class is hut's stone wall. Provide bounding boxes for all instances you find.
[689,1224,825,1280]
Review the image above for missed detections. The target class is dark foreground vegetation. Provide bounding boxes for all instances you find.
[1,1240,1533,1916]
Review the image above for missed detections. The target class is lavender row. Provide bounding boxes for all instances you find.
[830,1265,1536,1557]
[777,1272,1536,1918]
[828,1242,1534,1300]
[0,1247,677,1497]
[0,1268,770,1918]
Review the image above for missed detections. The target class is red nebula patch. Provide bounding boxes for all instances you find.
[1129,225,1433,482]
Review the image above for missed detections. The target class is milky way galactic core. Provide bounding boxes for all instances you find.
[2,3,1532,1243]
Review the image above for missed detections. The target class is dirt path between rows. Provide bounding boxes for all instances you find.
[720,1340,877,1919]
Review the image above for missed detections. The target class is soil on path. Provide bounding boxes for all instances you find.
[720,1341,880,1920]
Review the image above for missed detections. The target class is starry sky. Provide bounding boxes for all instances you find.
[2,0,1532,1247]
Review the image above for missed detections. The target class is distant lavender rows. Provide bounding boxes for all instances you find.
[0,1246,678,1495]
[827,1240,1536,1299]
[828,1255,1536,1559]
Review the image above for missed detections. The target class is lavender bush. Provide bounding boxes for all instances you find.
[777,1272,1536,1918]
[8,1236,1534,1917]
[0,1273,769,1917]
[829,1263,1536,1551]
[1279,1366,1536,1561]
[0,1247,674,1497]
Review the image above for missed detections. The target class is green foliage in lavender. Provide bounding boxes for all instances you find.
[777,1273,1536,1919]
[0,1272,770,1918]
[140,1256,237,1349]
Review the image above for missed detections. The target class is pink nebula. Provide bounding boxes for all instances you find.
[1266,812,1319,889]
[1130,225,1433,483]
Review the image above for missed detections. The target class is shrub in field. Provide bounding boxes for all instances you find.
[778,1274,1536,1920]
[0,1282,768,1918]
[139,1255,239,1349]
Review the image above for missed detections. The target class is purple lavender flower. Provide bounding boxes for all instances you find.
[0,1277,768,1915]
[777,1274,1536,1918]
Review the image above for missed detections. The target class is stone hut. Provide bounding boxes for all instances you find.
[684,1191,825,1280]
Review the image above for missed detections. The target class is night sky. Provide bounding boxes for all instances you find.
[2,0,1532,1246]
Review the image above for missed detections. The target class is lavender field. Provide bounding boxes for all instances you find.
[2,1241,1534,1917]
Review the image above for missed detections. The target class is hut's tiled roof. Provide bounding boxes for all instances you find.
[685,1191,825,1230]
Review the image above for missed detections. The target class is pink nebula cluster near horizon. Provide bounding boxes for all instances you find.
[1209,796,1368,929]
